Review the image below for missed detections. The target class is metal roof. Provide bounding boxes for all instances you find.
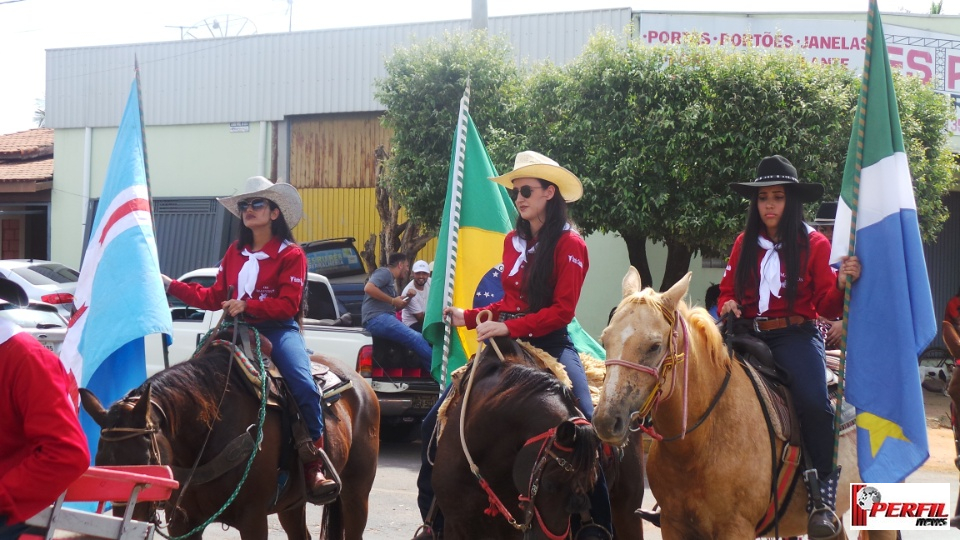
[46,8,632,129]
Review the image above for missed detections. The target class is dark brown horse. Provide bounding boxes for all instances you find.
[432,336,645,539]
[80,341,380,540]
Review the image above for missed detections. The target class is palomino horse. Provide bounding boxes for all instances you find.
[80,337,380,540]
[432,336,645,539]
[592,268,897,539]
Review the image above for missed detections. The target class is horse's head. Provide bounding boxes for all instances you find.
[593,268,692,445]
[80,384,171,467]
[513,417,600,540]
[80,384,172,521]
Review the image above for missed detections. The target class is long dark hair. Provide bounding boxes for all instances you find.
[515,179,572,312]
[733,185,809,310]
[235,200,297,251]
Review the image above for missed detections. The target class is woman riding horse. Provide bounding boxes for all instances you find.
[719,155,861,538]
[417,150,612,539]
[162,175,336,499]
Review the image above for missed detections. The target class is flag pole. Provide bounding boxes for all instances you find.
[134,55,169,370]
[439,81,470,388]
[832,0,875,469]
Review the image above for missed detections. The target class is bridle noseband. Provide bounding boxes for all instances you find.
[604,301,692,440]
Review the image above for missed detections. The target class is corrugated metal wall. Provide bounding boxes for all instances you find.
[290,113,390,189]
[153,198,237,278]
[924,191,960,349]
[45,8,633,129]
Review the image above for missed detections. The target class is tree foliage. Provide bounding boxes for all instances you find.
[375,31,523,232]
[378,30,957,290]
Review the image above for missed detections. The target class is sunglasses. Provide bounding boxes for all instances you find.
[508,185,542,201]
[237,198,269,213]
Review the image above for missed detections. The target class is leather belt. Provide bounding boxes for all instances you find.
[498,312,528,322]
[751,315,806,332]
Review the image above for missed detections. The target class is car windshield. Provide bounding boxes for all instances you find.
[0,305,66,329]
[29,263,80,284]
[8,266,59,286]
[304,246,365,278]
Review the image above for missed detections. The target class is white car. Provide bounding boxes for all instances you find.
[0,260,78,319]
[0,299,69,355]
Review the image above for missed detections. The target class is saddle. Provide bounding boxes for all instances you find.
[721,323,857,536]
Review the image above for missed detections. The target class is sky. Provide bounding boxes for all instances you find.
[0,0,956,135]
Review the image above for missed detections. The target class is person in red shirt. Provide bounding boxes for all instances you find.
[163,176,336,499]
[0,278,89,540]
[718,155,860,539]
[943,288,960,359]
[414,151,611,540]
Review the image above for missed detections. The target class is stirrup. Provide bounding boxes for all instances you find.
[807,507,842,540]
[411,524,436,540]
[574,522,613,540]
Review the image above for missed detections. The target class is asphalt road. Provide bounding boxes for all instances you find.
[181,414,960,539]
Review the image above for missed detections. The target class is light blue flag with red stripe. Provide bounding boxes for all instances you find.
[60,78,172,459]
[829,0,936,483]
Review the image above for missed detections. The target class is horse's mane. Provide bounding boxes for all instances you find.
[620,288,732,371]
[129,348,231,436]
[485,363,597,476]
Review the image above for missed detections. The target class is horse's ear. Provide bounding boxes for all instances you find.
[622,267,643,298]
[79,387,109,428]
[556,420,578,447]
[661,272,693,311]
[131,384,153,425]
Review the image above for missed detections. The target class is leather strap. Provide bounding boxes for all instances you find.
[753,315,806,332]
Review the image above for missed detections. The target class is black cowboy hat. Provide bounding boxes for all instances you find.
[0,277,28,307]
[814,201,838,226]
[730,155,824,203]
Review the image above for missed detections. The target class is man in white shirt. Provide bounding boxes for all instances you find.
[401,260,431,333]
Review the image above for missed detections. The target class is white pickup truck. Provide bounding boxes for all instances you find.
[144,268,440,425]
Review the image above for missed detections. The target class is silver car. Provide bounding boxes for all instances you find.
[0,299,68,355]
[0,260,79,319]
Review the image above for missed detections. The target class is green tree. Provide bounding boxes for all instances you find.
[375,31,523,232]
[522,33,954,290]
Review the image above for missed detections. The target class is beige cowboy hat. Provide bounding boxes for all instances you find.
[218,176,303,229]
[489,151,583,203]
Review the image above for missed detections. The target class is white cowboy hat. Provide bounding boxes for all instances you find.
[218,176,303,229]
[489,151,583,203]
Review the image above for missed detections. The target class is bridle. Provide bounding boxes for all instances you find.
[604,300,732,442]
[458,311,598,538]
[517,418,594,540]
[98,396,168,516]
[604,300,692,440]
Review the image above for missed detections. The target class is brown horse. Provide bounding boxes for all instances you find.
[592,268,898,540]
[79,340,380,540]
[432,336,645,539]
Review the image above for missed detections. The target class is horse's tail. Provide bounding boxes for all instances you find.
[320,497,344,540]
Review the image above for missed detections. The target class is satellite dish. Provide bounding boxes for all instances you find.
[183,15,257,39]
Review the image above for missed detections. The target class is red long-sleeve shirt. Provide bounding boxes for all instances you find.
[168,238,306,324]
[0,326,90,524]
[464,229,588,339]
[718,230,843,320]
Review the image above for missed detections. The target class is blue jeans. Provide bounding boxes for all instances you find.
[759,321,834,477]
[256,321,325,441]
[417,330,611,533]
[363,313,433,371]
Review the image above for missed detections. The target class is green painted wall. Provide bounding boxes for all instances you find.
[51,123,271,268]
[577,232,724,340]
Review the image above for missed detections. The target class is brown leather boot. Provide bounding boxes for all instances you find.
[305,438,337,496]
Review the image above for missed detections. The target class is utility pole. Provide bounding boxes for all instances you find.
[472,0,487,30]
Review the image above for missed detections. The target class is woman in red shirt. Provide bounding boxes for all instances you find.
[718,156,860,538]
[415,151,610,540]
[163,176,336,499]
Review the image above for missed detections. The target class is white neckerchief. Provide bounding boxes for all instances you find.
[757,235,782,315]
[508,223,571,277]
[756,224,815,314]
[0,318,22,346]
[238,249,270,300]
